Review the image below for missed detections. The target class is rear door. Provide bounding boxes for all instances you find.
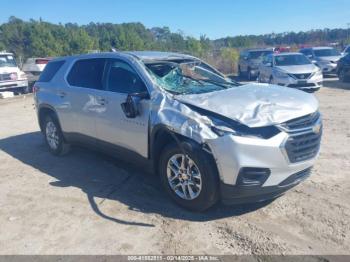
[94,58,150,157]
[63,58,106,140]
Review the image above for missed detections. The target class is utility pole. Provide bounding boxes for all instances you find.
[347,23,350,44]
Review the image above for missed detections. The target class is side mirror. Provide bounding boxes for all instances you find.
[121,92,149,118]
[307,55,313,59]
[266,62,272,67]
[243,56,248,60]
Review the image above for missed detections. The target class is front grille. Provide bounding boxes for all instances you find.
[285,131,322,163]
[0,73,11,81]
[280,112,322,163]
[289,73,312,79]
[281,112,320,130]
[288,83,315,88]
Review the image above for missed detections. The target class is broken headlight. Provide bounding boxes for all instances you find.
[209,116,280,139]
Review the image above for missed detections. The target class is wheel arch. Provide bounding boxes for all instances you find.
[150,124,215,175]
[38,104,61,133]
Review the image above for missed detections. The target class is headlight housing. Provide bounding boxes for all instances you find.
[314,69,323,77]
[274,70,289,79]
[209,116,280,139]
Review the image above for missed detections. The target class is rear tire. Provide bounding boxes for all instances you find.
[159,141,219,212]
[269,76,274,84]
[339,69,349,83]
[43,114,70,156]
[247,68,253,81]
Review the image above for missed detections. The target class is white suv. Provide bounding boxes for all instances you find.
[0,51,29,94]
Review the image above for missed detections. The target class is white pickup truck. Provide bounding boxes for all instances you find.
[0,51,29,94]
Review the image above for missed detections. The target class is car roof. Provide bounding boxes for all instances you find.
[273,52,303,56]
[50,51,197,63]
[125,51,196,61]
[311,46,334,50]
[245,48,273,52]
[0,52,14,56]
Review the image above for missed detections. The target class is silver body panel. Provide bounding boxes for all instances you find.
[35,51,321,189]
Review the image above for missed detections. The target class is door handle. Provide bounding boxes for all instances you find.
[58,91,67,98]
[97,97,108,105]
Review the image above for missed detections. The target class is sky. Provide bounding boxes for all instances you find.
[1,0,350,39]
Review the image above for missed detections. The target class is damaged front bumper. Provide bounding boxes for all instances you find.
[206,131,318,204]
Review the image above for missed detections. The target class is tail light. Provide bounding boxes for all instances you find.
[33,85,40,93]
[9,72,18,80]
[35,59,49,65]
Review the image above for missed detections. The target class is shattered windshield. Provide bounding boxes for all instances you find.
[0,55,17,67]
[146,61,239,95]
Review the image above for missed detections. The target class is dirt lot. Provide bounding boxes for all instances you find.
[0,78,349,255]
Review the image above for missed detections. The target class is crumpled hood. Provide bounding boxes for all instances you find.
[175,83,319,128]
[275,64,318,74]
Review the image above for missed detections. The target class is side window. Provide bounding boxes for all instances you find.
[105,59,147,94]
[67,58,105,89]
[263,55,271,65]
[301,49,312,57]
[38,60,65,82]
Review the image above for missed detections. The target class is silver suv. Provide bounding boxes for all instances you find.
[34,51,322,211]
[299,47,342,75]
[238,48,273,80]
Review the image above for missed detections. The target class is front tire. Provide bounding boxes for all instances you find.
[339,69,349,83]
[247,68,253,81]
[43,115,70,156]
[159,142,219,212]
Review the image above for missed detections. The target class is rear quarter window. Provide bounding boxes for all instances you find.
[38,60,65,82]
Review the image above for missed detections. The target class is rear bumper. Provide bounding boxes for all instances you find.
[221,167,311,205]
[0,80,28,92]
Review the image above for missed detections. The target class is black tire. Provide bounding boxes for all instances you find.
[159,141,219,212]
[43,114,70,156]
[339,69,349,83]
[21,86,31,94]
[247,68,252,81]
[238,66,242,77]
[269,76,274,84]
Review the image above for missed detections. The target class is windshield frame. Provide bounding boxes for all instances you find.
[314,48,341,57]
[0,54,17,68]
[274,54,312,66]
[248,50,273,60]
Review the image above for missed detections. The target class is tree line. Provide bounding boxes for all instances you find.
[1,16,349,73]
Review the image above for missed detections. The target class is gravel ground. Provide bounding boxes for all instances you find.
[0,78,349,256]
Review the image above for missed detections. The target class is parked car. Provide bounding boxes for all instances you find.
[299,47,342,75]
[34,51,322,211]
[258,52,322,92]
[238,48,273,80]
[0,51,29,94]
[337,53,350,82]
[22,57,52,88]
[341,45,350,56]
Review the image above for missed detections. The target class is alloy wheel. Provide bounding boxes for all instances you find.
[166,154,202,200]
[46,121,59,150]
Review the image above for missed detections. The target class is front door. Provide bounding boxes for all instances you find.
[95,58,150,158]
